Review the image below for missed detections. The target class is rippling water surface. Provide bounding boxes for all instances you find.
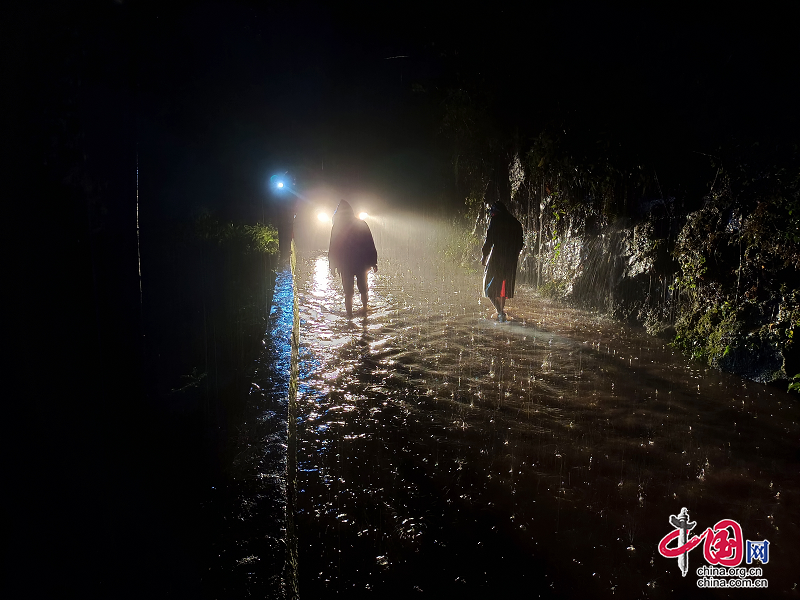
[289,233,798,599]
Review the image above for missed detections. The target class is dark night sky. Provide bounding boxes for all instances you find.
[138,1,451,217]
[6,1,798,224]
[131,1,798,220]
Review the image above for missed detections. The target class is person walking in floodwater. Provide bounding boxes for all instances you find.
[481,201,524,322]
[329,200,378,319]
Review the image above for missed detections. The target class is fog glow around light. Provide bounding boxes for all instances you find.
[277,181,284,188]
[318,212,330,222]
[359,212,368,220]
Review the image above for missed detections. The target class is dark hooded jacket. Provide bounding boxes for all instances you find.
[328,200,378,274]
[482,202,524,298]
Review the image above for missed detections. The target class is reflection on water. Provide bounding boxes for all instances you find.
[312,255,331,299]
[293,247,799,598]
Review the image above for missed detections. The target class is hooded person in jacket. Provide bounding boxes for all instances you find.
[481,201,524,322]
[328,200,378,318]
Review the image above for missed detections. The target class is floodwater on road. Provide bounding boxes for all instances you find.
[289,227,798,598]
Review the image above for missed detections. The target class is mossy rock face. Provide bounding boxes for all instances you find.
[673,291,796,383]
[674,294,737,361]
[539,278,569,300]
[668,181,799,383]
[641,306,676,339]
[716,335,786,383]
[714,315,795,383]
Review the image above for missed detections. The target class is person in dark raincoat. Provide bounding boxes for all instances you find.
[481,201,524,322]
[329,200,378,318]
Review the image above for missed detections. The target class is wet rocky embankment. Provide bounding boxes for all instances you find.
[513,188,798,385]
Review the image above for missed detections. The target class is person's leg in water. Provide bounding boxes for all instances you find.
[485,275,501,317]
[341,271,356,318]
[495,280,507,321]
[496,297,507,321]
[355,269,369,316]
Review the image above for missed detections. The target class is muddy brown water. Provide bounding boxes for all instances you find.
[286,240,799,599]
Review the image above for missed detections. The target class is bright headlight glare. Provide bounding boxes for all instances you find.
[318,212,330,222]
[359,212,368,220]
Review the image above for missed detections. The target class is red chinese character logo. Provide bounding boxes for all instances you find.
[658,510,745,576]
[701,519,743,566]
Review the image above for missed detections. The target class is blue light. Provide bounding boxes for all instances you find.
[270,173,289,192]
